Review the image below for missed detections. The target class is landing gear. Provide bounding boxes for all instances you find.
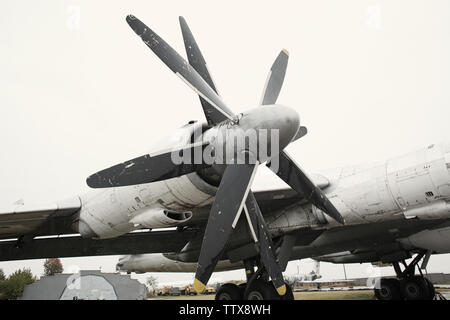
[215,283,244,300]
[424,277,436,300]
[244,279,280,300]
[215,259,294,300]
[374,278,402,301]
[215,280,294,300]
[400,276,431,300]
[374,251,436,300]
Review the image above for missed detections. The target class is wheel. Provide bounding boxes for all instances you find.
[401,276,430,300]
[244,279,281,300]
[374,278,402,301]
[215,283,244,300]
[423,277,435,300]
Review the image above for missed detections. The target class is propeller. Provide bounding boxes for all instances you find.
[86,141,210,188]
[268,152,345,224]
[194,159,259,293]
[126,15,235,123]
[87,15,344,297]
[243,191,286,295]
[259,48,345,225]
[260,49,290,106]
[179,16,224,126]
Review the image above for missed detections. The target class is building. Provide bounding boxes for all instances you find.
[20,270,147,300]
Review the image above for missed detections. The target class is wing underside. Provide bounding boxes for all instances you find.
[0,229,197,262]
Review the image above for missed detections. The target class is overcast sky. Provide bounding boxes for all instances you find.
[1,0,450,286]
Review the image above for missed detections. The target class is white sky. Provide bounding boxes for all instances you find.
[1,0,450,286]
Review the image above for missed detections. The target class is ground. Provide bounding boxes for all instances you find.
[151,290,375,300]
[152,288,450,300]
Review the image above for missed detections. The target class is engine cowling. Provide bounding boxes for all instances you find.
[116,253,243,273]
[75,121,218,239]
[129,208,192,229]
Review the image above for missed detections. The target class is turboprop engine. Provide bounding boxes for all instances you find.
[86,15,345,295]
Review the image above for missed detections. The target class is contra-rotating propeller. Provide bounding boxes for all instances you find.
[86,15,345,296]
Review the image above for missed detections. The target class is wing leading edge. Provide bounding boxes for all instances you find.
[0,197,81,239]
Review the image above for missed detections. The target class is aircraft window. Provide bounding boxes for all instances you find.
[135,197,142,203]
[425,191,434,197]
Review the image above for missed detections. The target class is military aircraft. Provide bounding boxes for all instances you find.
[1,15,449,301]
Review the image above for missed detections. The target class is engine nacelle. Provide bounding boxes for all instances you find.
[130,208,192,229]
[116,253,243,273]
[75,121,218,239]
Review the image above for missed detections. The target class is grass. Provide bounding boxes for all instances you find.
[294,290,375,300]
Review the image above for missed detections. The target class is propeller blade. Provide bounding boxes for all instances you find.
[259,49,336,223]
[179,17,226,126]
[194,162,259,293]
[126,15,235,122]
[87,142,210,188]
[260,49,289,105]
[244,191,286,295]
[291,126,308,142]
[268,151,345,224]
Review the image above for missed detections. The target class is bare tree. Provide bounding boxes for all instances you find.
[146,276,158,294]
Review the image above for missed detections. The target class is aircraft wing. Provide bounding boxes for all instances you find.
[253,188,307,213]
[292,218,450,264]
[252,174,331,212]
[0,176,330,261]
[0,187,306,261]
[0,197,81,239]
[1,196,447,264]
[0,229,198,262]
